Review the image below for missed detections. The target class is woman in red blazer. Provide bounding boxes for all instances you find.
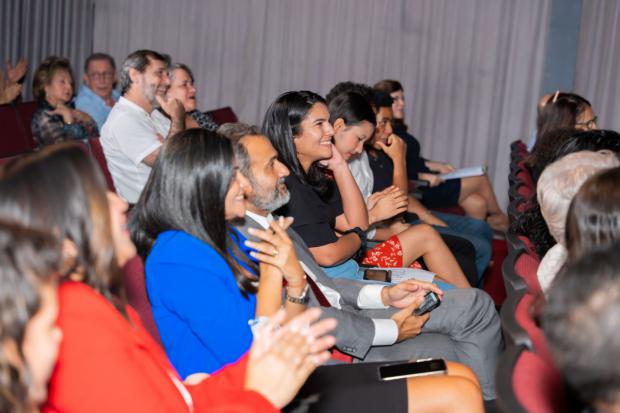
[0,143,336,413]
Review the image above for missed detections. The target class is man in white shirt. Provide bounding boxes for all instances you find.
[220,122,502,400]
[101,50,185,203]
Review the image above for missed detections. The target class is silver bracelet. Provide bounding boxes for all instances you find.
[285,283,310,304]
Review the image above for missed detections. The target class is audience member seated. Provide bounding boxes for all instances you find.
[75,53,120,130]
[30,56,98,147]
[263,90,470,288]
[0,142,337,413]
[543,242,620,413]
[166,63,219,131]
[219,121,503,401]
[101,49,185,203]
[130,129,313,377]
[535,151,619,292]
[0,222,61,413]
[331,88,490,282]
[524,127,578,184]
[527,92,596,182]
[0,58,27,104]
[512,129,620,258]
[565,166,620,261]
[373,79,508,231]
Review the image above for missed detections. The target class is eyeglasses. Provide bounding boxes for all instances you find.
[576,116,598,129]
[87,71,115,80]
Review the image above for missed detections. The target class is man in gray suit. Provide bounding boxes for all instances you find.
[219,123,502,400]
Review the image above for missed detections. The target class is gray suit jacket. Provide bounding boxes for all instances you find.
[236,214,380,359]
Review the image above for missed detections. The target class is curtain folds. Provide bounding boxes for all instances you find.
[576,0,620,133]
[1,0,95,100]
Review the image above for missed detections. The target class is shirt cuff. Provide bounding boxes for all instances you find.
[357,284,389,309]
[371,318,399,346]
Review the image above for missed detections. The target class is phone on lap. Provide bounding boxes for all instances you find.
[378,359,447,381]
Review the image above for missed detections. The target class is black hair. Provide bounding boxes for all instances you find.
[327,91,376,128]
[0,222,60,413]
[129,128,257,296]
[326,82,377,110]
[534,92,592,146]
[526,127,579,183]
[552,129,620,162]
[262,90,330,196]
[510,200,556,259]
[543,241,620,406]
[0,143,127,314]
[373,90,394,109]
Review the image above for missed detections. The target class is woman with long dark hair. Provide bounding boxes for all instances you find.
[130,129,312,377]
[263,91,470,288]
[374,79,508,232]
[0,143,335,412]
[0,223,61,413]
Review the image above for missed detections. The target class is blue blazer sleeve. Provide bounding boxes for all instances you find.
[146,231,256,377]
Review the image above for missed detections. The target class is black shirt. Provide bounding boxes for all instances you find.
[394,125,429,180]
[367,150,394,193]
[276,174,344,248]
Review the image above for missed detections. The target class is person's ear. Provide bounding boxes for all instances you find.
[82,73,90,85]
[128,68,141,86]
[332,118,346,133]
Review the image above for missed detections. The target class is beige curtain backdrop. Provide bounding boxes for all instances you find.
[93,0,551,208]
[1,0,95,100]
[576,0,620,132]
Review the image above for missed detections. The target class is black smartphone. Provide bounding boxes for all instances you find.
[378,359,447,381]
[363,269,391,283]
[413,291,441,316]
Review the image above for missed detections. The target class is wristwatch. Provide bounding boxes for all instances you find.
[342,226,367,260]
[285,283,310,304]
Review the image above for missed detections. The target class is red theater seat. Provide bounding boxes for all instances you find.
[0,102,37,157]
[205,106,238,125]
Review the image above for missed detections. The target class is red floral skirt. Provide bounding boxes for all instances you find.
[361,235,422,269]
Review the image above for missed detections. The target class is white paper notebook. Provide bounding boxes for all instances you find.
[439,165,487,180]
[364,267,435,283]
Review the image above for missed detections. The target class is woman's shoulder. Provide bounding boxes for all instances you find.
[147,230,229,270]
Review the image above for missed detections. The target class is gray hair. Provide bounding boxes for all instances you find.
[217,122,262,176]
[168,63,194,83]
[119,49,170,95]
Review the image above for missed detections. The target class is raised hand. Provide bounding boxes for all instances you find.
[376,134,406,162]
[5,58,27,83]
[155,95,185,122]
[318,142,347,172]
[246,217,305,288]
[245,308,337,408]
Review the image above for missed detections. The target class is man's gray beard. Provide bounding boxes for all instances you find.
[250,185,291,213]
[143,82,158,108]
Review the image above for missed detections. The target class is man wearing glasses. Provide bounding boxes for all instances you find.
[76,53,120,129]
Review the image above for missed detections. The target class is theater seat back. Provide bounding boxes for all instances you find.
[513,350,567,413]
[0,102,37,157]
[205,106,238,125]
[87,138,116,192]
[122,255,163,345]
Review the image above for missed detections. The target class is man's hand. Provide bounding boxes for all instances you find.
[390,298,430,342]
[381,280,443,308]
[377,134,406,162]
[155,95,185,122]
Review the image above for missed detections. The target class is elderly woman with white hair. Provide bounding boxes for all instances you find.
[536,150,620,292]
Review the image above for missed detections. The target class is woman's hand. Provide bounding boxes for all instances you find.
[367,186,409,224]
[426,161,455,174]
[318,142,347,172]
[376,134,406,162]
[246,217,306,288]
[47,102,74,125]
[419,172,443,188]
[72,109,94,124]
[245,308,337,408]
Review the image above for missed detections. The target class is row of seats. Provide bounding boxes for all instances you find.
[495,141,566,413]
